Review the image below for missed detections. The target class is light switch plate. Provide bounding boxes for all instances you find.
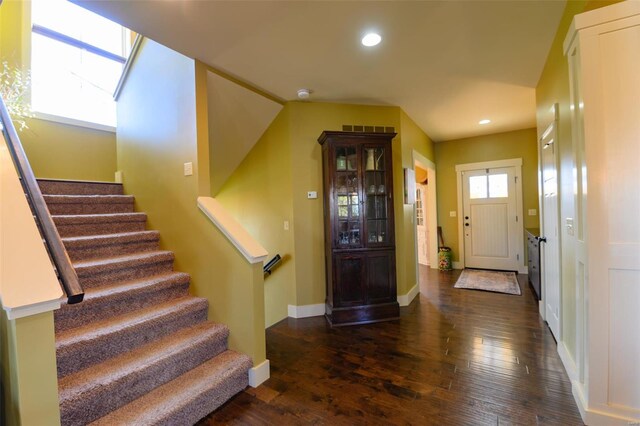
[284,221,289,230]
[183,162,193,176]
[566,217,574,236]
[449,211,457,217]
[528,209,537,216]
[307,191,317,199]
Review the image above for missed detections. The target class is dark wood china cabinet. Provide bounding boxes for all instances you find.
[318,131,399,326]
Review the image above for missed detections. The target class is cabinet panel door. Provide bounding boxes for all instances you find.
[334,253,366,306]
[366,251,395,304]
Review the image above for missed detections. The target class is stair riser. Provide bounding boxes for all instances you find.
[38,180,123,195]
[60,336,228,425]
[54,283,190,333]
[57,304,208,378]
[46,202,134,215]
[76,260,174,289]
[65,239,160,262]
[56,221,146,237]
[159,364,249,426]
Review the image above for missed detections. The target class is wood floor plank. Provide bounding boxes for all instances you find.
[199,267,583,425]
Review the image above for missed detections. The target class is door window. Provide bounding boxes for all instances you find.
[468,173,508,199]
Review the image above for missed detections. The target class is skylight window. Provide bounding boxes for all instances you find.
[30,0,130,129]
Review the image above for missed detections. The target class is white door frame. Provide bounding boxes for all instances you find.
[455,158,526,273]
[537,103,562,327]
[412,151,438,273]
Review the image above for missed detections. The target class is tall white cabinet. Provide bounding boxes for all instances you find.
[563,2,640,424]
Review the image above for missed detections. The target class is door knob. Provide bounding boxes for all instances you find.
[465,216,469,220]
[465,223,470,227]
[538,237,547,243]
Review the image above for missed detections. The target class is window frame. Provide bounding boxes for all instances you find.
[28,1,131,132]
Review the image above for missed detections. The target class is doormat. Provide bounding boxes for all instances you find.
[454,269,521,295]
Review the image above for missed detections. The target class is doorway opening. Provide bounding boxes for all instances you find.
[413,152,438,294]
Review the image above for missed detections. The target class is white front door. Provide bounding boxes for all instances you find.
[540,114,561,339]
[462,167,519,271]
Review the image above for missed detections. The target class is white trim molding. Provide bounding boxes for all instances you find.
[31,111,116,133]
[287,303,324,319]
[114,34,144,101]
[248,359,270,388]
[397,284,419,307]
[3,298,62,320]
[412,150,439,284]
[197,197,268,264]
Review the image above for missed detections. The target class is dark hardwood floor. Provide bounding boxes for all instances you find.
[200,267,583,425]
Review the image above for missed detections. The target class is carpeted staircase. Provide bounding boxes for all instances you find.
[38,179,252,425]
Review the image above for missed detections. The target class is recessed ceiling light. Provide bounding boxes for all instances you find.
[479,119,491,125]
[361,32,382,47]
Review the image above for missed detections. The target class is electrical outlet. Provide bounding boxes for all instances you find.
[284,221,290,230]
[307,191,318,199]
[528,209,537,216]
[449,211,457,217]
[183,162,193,176]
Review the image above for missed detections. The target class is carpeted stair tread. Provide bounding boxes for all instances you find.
[59,322,229,425]
[89,350,252,426]
[62,231,160,261]
[56,296,209,377]
[73,250,174,271]
[73,250,174,288]
[54,272,191,333]
[53,212,148,237]
[53,212,147,225]
[43,194,135,215]
[38,179,124,195]
[43,194,135,204]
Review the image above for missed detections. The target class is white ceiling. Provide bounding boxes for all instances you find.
[77,1,566,142]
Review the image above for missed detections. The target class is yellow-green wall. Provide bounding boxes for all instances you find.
[0,309,60,426]
[218,101,435,325]
[288,102,405,306]
[217,107,294,328]
[534,0,621,362]
[0,0,116,182]
[115,38,265,364]
[435,128,539,262]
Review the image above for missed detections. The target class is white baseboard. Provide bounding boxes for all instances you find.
[287,303,324,319]
[557,342,587,423]
[557,342,640,425]
[248,359,270,388]
[518,266,528,274]
[452,261,462,269]
[115,170,123,183]
[557,341,578,382]
[397,283,419,306]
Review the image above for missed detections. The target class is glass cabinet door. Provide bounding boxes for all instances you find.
[334,146,361,247]
[363,146,390,245]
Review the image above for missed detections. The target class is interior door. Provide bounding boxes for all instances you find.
[416,185,429,265]
[463,167,519,271]
[540,115,561,339]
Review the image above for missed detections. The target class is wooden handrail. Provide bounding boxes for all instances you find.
[0,96,84,304]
